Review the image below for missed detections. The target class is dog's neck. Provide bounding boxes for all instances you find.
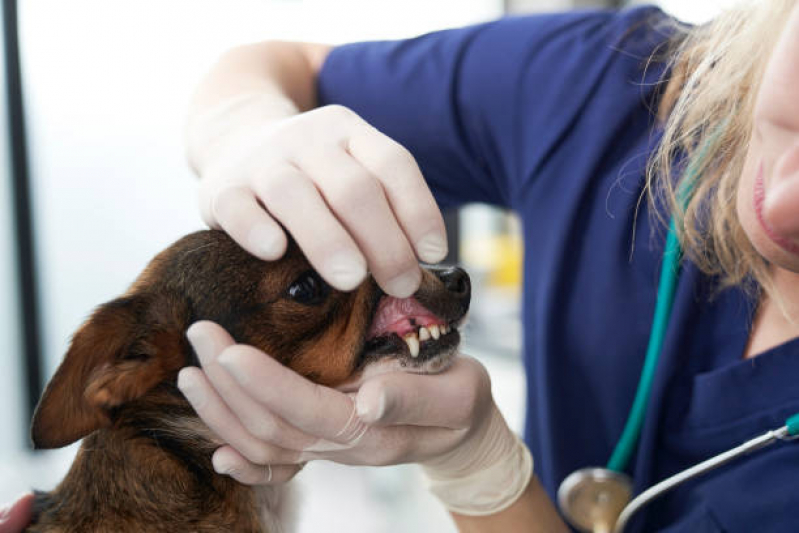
[32,393,284,532]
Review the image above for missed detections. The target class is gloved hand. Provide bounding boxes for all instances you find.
[186,93,448,298]
[0,493,33,533]
[178,321,533,516]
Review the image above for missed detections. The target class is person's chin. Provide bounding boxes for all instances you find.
[748,228,799,273]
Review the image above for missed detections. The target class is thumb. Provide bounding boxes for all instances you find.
[355,356,491,429]
[0,493,34,533]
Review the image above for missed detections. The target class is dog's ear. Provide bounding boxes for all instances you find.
[31,292,190,449]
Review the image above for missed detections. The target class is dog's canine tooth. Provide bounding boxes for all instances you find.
[429,325,440,340]
[419,327,431,341]
[404,333,420,358]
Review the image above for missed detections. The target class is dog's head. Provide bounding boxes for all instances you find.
[31,230,470,449]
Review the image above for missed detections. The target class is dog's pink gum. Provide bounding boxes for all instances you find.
[368,297,446,338]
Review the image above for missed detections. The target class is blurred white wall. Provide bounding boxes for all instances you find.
[639,0,742,23]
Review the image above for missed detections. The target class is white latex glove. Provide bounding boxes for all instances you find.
[186,94,448,298]
[178,321,533,516]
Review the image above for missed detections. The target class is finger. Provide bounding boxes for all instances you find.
[212,446,302,486]
[299,422,461,467]
[355,356,491,429]
[216,344,366,444]
[203,184,288,261]
[185,322,316,452]
[300,149,421,298]
[251,165,367,291]
[178,367,301,465]
[348,124,448,264]
[0,492,34,532]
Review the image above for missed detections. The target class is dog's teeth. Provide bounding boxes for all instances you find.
[419,327,431,341]
[429,325,440,340]
[404,334,420,358]
[441,325,449,335]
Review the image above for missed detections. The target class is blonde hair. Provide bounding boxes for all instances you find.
[648,0,794,298]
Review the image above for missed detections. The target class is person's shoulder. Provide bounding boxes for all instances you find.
[611,5,679,58]
[475,4,676,59]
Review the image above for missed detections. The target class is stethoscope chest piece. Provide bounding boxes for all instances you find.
[557,468,632,533]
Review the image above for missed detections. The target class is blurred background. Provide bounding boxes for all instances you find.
[0,0,739,531]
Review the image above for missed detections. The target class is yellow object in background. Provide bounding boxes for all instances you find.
[460,212,523,289]
[489,233,523,287]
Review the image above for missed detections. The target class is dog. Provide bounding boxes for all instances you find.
[26,229,470,532]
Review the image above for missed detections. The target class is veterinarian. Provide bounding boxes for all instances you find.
[5,1,799,531]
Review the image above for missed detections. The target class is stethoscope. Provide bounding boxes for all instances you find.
[556,201,799,533]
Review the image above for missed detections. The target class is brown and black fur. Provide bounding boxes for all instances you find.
[26,230,470,532]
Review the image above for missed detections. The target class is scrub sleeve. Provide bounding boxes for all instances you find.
[317,6,799,532]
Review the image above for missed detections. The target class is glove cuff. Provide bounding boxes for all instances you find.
[422,409,534,516]
[185,91,298,174]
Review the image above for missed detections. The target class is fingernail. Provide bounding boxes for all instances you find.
[247,222,284,260]
[186,323,212,366]
[384,269,421,298]
[325,251,366,290]
[211,453,234,475]
[416,232,448,263]
[218,352,249,386]
[356,389,387,424]
[176,369,207,409]
[176,368,193,393]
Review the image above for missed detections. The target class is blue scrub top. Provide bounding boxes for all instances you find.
[318,6,799,532]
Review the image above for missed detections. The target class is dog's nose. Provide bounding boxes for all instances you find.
[437,266,471,299]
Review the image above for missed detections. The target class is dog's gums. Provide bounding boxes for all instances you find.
[26,230,470,532]
[356,284,470,375]
[367,295,458,356]
[362,295,462,362]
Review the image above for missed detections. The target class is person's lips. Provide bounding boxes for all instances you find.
[754,163,799,255]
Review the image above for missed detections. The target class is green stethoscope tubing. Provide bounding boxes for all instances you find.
[606,214,683,473]
[606,125,727,473]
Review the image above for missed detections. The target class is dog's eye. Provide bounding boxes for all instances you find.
[121,352,150,362]
[286,271,330,305]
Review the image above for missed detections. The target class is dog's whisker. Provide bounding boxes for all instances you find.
[179,241,216,259]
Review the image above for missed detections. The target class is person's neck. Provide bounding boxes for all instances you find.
[744,266,799,359]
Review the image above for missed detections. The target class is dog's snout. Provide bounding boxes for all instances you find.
[437,267,471,299]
